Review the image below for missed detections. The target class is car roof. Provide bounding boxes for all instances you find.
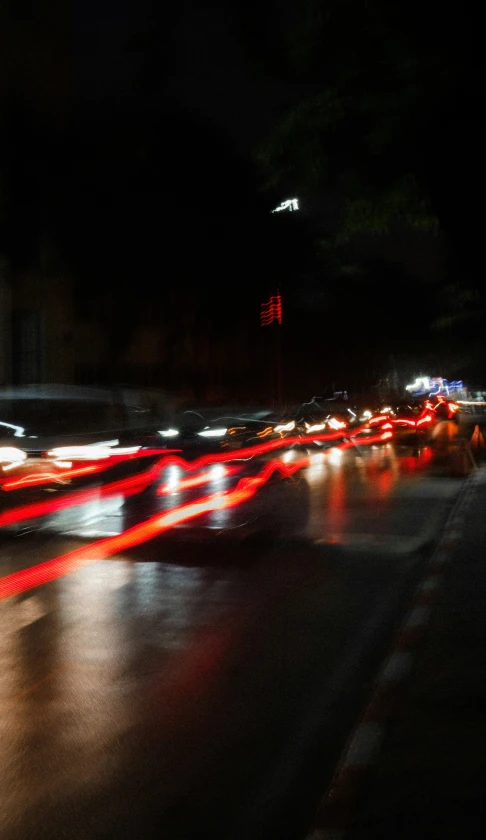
[0,385,121,403]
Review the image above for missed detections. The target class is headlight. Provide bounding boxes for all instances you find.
[274,421,295,433]
[198,428,228,437]
[158,429,179,437]
[210,464,226,480]
[47,440,140,460]
[328,417,347,430]
[165,465,181,491]
[305,422,326,433]
[0,447,28,469]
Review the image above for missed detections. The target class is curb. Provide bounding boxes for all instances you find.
[304,466,484,840]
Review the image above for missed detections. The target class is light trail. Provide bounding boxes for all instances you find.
[0,430,392,601]
[0,454,309,601]
[0,424,375,530]
[0,448,176,491]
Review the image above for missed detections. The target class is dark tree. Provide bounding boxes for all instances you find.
[254,0,485,380]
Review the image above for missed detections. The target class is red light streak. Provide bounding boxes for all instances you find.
[368,415,391,426]
[0,454,173,529]
[157,466,239,494]
[0,448,175,491]
[0,425,379,531]
[260,291,283,326]
[0,430,393,601]
[1,464,101,490]
[0,456,305,601]
[393,418,416,427]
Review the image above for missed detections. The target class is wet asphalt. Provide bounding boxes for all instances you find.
[0,444,466,839]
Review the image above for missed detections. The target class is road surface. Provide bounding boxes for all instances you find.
[0,443,468,839]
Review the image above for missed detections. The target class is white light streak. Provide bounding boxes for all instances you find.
[198,428,228,438]
[0,421,25,437]
[274,420,295,433]
[47,440,140,460]
[0,447,28,469]
[210,464,226,480]
[271,198,299,213]
[305,422,326,433]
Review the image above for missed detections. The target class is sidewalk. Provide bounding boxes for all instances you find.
[347,466,486,839]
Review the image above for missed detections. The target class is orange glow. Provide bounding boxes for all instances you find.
[416,413,433,426]
[1,464,101,490]
[376,465,394,497]
[327,463,346,540]
[256,427,274,438]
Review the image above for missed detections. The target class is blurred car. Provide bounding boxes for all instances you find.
[0,395,309,544]
[292,397,360,450]
[123,411,310,549]
[0,387,170,531]
[388,402,423,444]
[362,397,461,446]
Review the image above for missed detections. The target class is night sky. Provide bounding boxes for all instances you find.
[1,1,484,392]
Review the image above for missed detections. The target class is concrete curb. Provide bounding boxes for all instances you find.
[304,466,484,840]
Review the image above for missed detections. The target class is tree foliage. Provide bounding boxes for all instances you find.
[256,0,477,241]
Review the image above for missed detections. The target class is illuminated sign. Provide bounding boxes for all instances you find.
[271,198,299,213]
[405,377,464,396]
[406,376,431,394]
[260,291,283,326]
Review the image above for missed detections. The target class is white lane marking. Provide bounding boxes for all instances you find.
[431,550,449,567]
[342,722,383,767]
[405,606,431,627]
[15,596,47,629]
[420,577,440,591]
[379,651,413,683]
[446,518,464,530]
[304,465,483,840]
[442,529,463,542]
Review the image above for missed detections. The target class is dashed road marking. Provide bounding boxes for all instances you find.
[304,466,483,840]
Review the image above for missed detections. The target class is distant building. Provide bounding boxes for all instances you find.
[0,244,264,406]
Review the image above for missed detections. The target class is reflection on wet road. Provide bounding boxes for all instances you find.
[0,445,464,840]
